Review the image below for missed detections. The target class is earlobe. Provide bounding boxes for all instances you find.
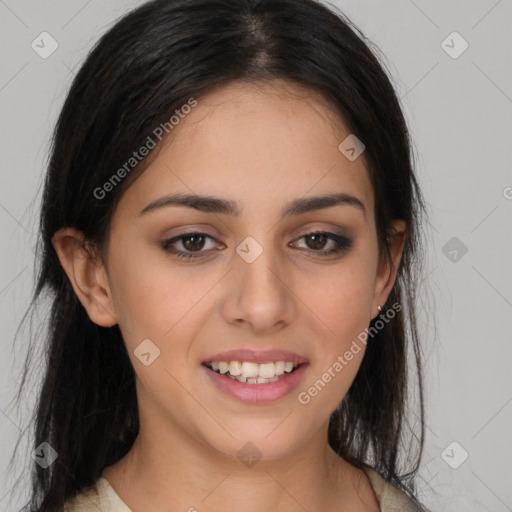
[51,227,118,327]
[372,220,406,317]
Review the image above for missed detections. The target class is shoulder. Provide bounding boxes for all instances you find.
[64,477,132,512]
[360,465,422,512]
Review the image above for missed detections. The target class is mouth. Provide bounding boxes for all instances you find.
[201,358,309,403]
[202,360,302,384]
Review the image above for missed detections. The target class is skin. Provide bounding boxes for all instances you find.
[53,79,406,512]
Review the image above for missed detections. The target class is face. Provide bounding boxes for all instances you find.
[54,79,404,463]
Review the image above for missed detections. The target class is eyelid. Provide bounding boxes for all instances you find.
[161,231,222,251]
[290,231,353,254]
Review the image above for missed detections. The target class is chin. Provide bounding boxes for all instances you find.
[201,421,306,464]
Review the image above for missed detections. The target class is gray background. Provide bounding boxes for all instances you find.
[1,0,511,510]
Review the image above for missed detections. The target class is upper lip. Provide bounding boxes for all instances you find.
[202,349,309,365]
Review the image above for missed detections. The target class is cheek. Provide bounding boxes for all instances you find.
[108,250,224,376]
[297,277,371,414]
[302,261,376,338]
[108,246,185,331]
[297,258,376,408]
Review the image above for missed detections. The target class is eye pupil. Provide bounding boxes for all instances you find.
[306,233,327,250]
[183,234,205,251]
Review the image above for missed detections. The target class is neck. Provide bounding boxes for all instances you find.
[102,421,359,512]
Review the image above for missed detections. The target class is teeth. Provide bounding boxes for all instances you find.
[218,361,229,374]
[206,360,300,382]
[229,361,242,376]
[274,361,285,375]
[258,362,275,378]
[241,362,259,378]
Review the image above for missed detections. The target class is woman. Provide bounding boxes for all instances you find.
[13,0,430,510]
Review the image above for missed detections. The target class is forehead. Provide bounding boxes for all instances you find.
[115,79,374,221]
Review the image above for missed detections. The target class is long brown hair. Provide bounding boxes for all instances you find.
[8,0,429,510]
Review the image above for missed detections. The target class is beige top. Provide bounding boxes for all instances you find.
[64,466,419,511]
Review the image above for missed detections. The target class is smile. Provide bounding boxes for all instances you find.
[203,360,299,384]
[201,361,308,403]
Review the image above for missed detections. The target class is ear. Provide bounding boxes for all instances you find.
[51,227,118,327]
[372,219,406,319]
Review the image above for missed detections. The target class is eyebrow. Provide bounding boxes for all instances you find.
[138,192,366,218]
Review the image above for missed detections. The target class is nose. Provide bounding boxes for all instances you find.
[221,239,296,334]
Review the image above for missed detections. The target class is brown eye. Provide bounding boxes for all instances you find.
[182,234,206,251]
[161,232,221,260]
[292,231,353,257]
[304,233,329,250]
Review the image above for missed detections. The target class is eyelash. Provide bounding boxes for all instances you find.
[161,231,353,261]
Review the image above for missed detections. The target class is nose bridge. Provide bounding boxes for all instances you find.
[224,234,295,330]
[239,240,281,294]
[236,234,286,300]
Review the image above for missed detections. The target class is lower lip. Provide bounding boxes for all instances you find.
[202,364,308,403]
